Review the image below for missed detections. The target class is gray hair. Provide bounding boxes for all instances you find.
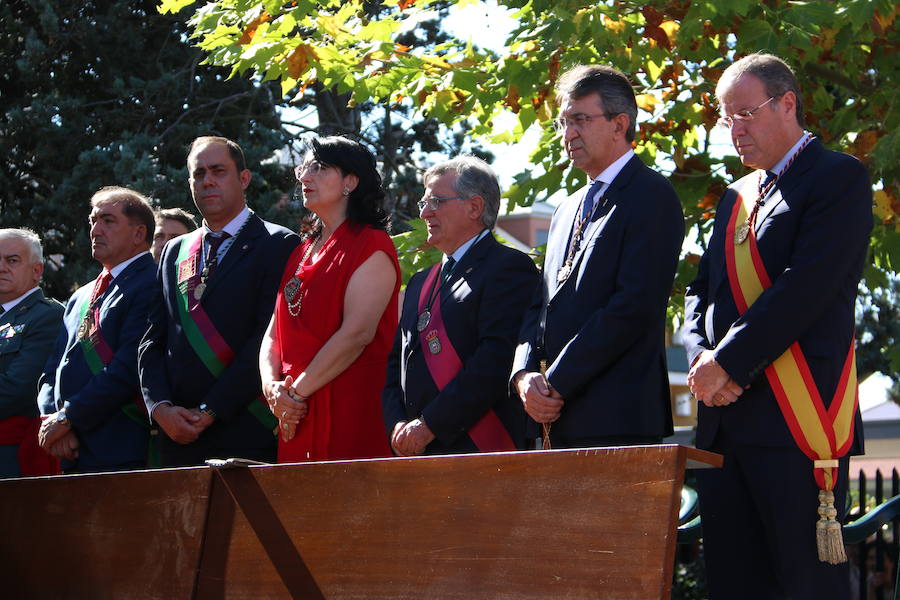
[556,65,638,143]
[424,156,501,229]
[716,53,805,128]
[0,228,43,263]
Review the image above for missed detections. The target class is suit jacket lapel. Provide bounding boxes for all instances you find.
[441,233,495,303]
[205,214,264,296]
[755,139,821,230]
[545,192,580,302]
[548,155,641,301]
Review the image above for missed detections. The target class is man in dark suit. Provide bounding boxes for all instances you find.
[512,65,684,448]
[383,156,539,456]
[38,188,157,473]
[682,53,872,599]
[139,136,298,466]
[0,229,63,477]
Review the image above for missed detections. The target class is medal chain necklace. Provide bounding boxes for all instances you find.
[194,218,249,300]
[284,233,324,317]
[416,260,454,333]
[735,132,814,244]
[557,189,609,283]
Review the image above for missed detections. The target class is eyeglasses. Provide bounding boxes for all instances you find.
[717,96,776,128]
[294,160,331,179]
[417,195,468,212]
[552,112,614,133]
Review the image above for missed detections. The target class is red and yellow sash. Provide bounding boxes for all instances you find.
[417,264,516,453]
[724,177,858,492]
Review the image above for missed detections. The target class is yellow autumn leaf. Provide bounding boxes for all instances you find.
[604,18,626,35]
[636,93,658,112]
[659,20,679,45]
[873,190,896,223]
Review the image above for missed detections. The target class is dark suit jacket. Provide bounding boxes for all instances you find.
[682,139,871,451]
[139,212,298,464]
[37,253,157,471]
[383,234,539,454]
[0,289,63,420]
[513,155,684,441]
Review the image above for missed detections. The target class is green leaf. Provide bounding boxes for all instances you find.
[158,0,197,14]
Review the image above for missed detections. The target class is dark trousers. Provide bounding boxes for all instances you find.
[696,440,851,600]
[0,444,19,478]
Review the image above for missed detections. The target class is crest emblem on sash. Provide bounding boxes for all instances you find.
[425,330,442,355]
[178,254,198,284]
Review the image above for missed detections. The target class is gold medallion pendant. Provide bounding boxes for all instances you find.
[193,282,206,300]
[556,262,572,283]
[416,311,431,332]
[735,221,750,245]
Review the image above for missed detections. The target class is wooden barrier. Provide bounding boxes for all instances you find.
[0,444,720,599]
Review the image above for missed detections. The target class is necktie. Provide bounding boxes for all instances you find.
[580,179,605,222]
[758,171,776,195]
[0,306,5,316]
[205,232,231,275]
[91,270,113,307]
[441,257,456,285]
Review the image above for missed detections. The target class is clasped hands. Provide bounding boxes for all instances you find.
[264,375,309,443]
[513,371,563,424]
[153,404,215,445]
[688,350,744,407]
[38,414,79,461]
[390,418,435,457]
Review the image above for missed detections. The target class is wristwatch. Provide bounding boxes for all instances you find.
[56,409,69,426]
[198,403,217,420]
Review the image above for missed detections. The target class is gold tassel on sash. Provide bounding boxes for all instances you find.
[814,457,847,564]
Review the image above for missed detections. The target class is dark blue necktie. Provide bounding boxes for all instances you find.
[441,256,456,285]
[758,171,776,195]
[581,179,605,221]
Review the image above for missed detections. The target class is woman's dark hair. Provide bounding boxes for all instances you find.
[298,136,390,238]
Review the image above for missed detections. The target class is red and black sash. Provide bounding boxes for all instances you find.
[416,264,516,452]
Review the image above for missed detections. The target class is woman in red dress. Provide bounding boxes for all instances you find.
[259,136,399,462]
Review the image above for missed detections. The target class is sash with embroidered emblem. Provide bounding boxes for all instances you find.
[416,263,516,452]
[724,176,857,563]
[175,231,276,433]
[75,282,160,467]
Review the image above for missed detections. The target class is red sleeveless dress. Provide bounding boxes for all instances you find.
[274,222,398,462]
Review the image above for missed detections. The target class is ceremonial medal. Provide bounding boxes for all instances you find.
[77,317,91,341]
[284,277,301,303]
[735,221,750,245]
[557,262,572,283]
[193,282,206,300]
[417,311,431,332]
[425,330,441,354]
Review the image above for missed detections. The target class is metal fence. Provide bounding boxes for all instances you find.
[673,468,899,600]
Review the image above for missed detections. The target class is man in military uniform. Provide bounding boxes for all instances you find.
[0,228,63,477]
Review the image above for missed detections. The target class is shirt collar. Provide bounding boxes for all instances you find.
[107,251,151,279]
[446,229,490,265]
[770,131,812,176]
[202,205,252,238]
[590,149,635,189]
[1,287,40,314]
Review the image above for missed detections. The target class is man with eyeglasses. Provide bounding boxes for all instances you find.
[511,65,684,449]
[139,136,298,466]
[682,53,872,599]
[382,156,539,456]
